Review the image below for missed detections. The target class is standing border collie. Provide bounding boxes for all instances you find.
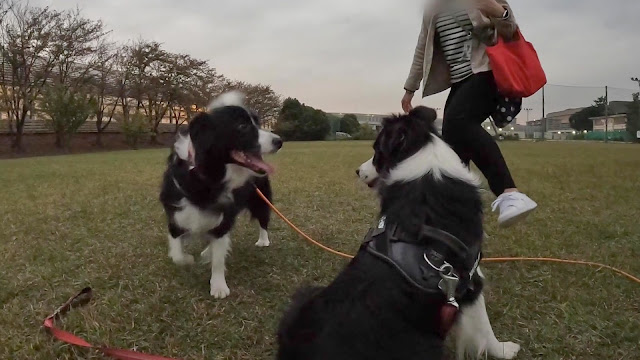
[277,107,519,359]
[159,92,282,298]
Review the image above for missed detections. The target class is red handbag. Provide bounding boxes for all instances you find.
[485,29,546,98]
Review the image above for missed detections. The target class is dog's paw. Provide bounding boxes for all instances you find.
[210,279,230,299]
[489,342,521,359]
[170,253,195,266]
[255,238,270,247]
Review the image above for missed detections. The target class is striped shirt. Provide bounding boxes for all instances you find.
[435,10,474,83]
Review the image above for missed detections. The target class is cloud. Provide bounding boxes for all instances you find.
[32,0,640,118]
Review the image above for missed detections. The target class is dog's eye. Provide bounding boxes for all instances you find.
[238,123,251,132]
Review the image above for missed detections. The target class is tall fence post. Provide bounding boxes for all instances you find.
[604,86,609,143]
[541,85,545,140]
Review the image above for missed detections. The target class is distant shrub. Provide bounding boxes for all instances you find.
[121,112,148,149]
[353,124,378,140]
[41,85,97,149]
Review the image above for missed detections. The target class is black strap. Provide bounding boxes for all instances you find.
[385,224,470,261]
[419,226,469,260]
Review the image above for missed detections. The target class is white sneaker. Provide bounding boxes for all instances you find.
[491,192,537,228]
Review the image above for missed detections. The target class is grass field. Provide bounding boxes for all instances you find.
[1,141,639,359]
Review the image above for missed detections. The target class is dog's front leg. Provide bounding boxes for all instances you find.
[454,292,521,359]
[167,223,194,266]
[205,217,235,299]
[206,233,231,299]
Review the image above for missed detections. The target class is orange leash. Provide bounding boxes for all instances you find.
[255,189,640,285]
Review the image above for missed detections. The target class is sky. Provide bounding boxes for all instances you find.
[32,0,640,122]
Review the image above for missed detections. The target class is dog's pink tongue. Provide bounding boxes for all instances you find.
[248,154,274,175]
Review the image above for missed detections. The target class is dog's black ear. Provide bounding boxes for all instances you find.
[409,106,437,124]
[188,112,209,142]
[188,112,220,167]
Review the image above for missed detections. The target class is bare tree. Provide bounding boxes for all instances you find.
[88,42,120,146]
[0,0,13,24]
[50,8,108,92]
[114,45,135,125]
[122,40,169,143]
[0,4,62,151]
[169,56,223,132]
[227,80,281,129]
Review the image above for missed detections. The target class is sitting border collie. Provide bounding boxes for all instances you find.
[357,121,520,359]
[159,92,282,298]
[277,107,519,360]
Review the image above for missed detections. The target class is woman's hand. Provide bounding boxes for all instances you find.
[474,0,506,18]
[401,91,415,113]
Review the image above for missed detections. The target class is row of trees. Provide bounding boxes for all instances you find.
[274,98,377,141]
[625,93,639,140]
[569,96,607,132]
[0,1,281,151]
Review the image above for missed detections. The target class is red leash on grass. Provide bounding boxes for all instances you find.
[44,189,640,359]
[43,287,179,360]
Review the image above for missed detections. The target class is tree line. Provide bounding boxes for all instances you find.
[275,98,377,141]
[0,1,281,152]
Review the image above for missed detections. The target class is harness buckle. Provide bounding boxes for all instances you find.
[424,254,461,309]
[438,264,460,309]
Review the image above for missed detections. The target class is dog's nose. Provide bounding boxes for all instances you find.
[356,169,360,176]
[272,137,283,150]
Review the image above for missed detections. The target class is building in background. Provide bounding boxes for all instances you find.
[329,113,385,132]
[525,119,545,139]
[525,107,584,140]
[481,120,526,138]
[591,114,628,132]
[590,101,633,140]
[545,108,584,133]
[328,112,443,135]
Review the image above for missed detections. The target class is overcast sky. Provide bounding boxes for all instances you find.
[33,0,640,121]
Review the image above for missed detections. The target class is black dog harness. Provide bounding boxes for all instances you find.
[363,217,481,309]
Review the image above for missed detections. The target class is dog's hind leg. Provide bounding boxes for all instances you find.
[249,178,272,248]
[454,291,521,359]
[168,223,194,266]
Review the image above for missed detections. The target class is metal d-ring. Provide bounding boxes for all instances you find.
[424,253,461,309]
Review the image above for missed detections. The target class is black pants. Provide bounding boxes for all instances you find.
[442,71,516,196]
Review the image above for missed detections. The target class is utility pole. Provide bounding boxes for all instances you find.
[605,86,609,143]
[632,77,640,141]
[523,107,533,123]
[541,86,546,140]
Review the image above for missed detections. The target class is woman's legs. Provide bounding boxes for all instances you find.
[442,72,536,227]
[442,72,516,196]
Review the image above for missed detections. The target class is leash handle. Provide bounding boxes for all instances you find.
[43,288,180,360]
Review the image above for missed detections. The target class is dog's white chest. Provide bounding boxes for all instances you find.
[174,199,222,234]
[224,164,254,191]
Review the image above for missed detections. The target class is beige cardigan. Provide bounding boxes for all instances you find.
[404,0,518,97]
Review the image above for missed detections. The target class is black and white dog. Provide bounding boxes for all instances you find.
[356,110,520,359]
[277,107,519,359]
[159,92,282,298]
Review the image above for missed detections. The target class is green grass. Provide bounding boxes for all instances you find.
[1,141,639,359]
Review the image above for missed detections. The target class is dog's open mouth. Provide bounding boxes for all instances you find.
[231,150,274,175]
